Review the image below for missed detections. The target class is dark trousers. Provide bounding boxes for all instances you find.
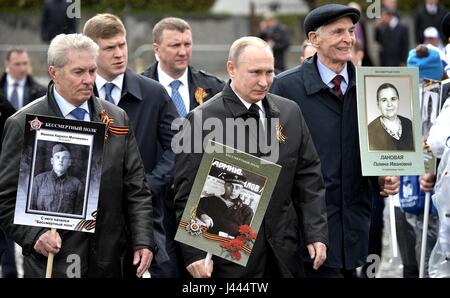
[304,262,356,278]
[395,207,419,278]
[0,229,17,278]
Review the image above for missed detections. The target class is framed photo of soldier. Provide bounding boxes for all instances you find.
[356,67,424,176]
[14,114,106,233]
[175,140,281,266]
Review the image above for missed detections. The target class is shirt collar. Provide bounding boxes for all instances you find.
[230,83,265,115]
[53,86,90,118]
[157,63,188,88]
[316,58,348,86]
[6,74,26,88]
[389,17,399,29]
[96,73,124,92]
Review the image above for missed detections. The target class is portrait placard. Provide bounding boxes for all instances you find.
[439,78,450,109]
[14,114,106,232]
[175,140,281,267]
[356,67,424,176]
[421,80,441,140]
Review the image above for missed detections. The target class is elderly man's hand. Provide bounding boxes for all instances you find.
[133,248,153,278]
[186,258,214,278]
[420,173,436,192]
[378,176,400,196]
[34,230,62,257]
[306,242,327,270]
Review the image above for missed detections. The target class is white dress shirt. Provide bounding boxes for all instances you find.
[316,58,349,96]
[95,74,124,105]
[53,87,91,121]
[157,64,190,112]
[6,74,26,108]
[230,84,266,129]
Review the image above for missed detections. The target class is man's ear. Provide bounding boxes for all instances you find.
[153,43,160,56]
[308,32,319,48]
[48,66,57,82]
[227,61,235,80]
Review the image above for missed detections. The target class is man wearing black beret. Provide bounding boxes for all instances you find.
[271,4,400,277]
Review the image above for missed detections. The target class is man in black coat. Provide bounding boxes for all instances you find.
[84,14,179,278]
[415,0,448,44]
[174,36,328,278]
[141,17,225,115]
[375,8,409,66]
[40,0,77,43]
[0,94,15,278]
[271,4,400,277]
[141,17,224,277]
[1,48,46,111]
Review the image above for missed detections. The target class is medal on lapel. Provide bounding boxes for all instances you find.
[195,87,208,105]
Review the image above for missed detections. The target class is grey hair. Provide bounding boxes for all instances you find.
[314,26,323,37]
[47,33,99,68]
[228,36,272,65]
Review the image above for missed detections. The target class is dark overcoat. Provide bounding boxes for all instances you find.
[174,83,328,277]
[271,55,378,270]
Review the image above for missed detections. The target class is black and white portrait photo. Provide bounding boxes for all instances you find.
[28,141,89,217]
[366,79,415,151]
[195,160,266,238]
[14,114,105,232]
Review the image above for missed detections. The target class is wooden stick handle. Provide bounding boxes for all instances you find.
[45,228,57,278]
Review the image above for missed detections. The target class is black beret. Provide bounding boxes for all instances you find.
[442,12,450,41]
[222,172,246,185]
[304,4,360,37]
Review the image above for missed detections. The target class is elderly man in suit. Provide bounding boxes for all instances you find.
[271,4,400,277]
[0,33,156,278]
[83,13,179,278]
[174,36,328,278]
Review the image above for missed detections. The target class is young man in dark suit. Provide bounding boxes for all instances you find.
[1,48,46,111]
[83,14,179,278]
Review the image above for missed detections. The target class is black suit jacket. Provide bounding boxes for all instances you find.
[375,22,409,66]
[141,62,225,111]
[95,69,178,196]
[0,94,15,153]
[0,73,46,110]
[174,83,327,277]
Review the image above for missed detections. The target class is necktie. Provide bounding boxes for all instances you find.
[248,103,265,155]
[104,82,115,104]
[332,75,344,98]
[9,82,19,110]
[170,80,187,118]
[70,107,86,120]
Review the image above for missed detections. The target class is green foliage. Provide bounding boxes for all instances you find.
[0,0,216,14]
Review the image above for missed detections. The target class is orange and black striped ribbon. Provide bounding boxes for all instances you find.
[179,221,252,254]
